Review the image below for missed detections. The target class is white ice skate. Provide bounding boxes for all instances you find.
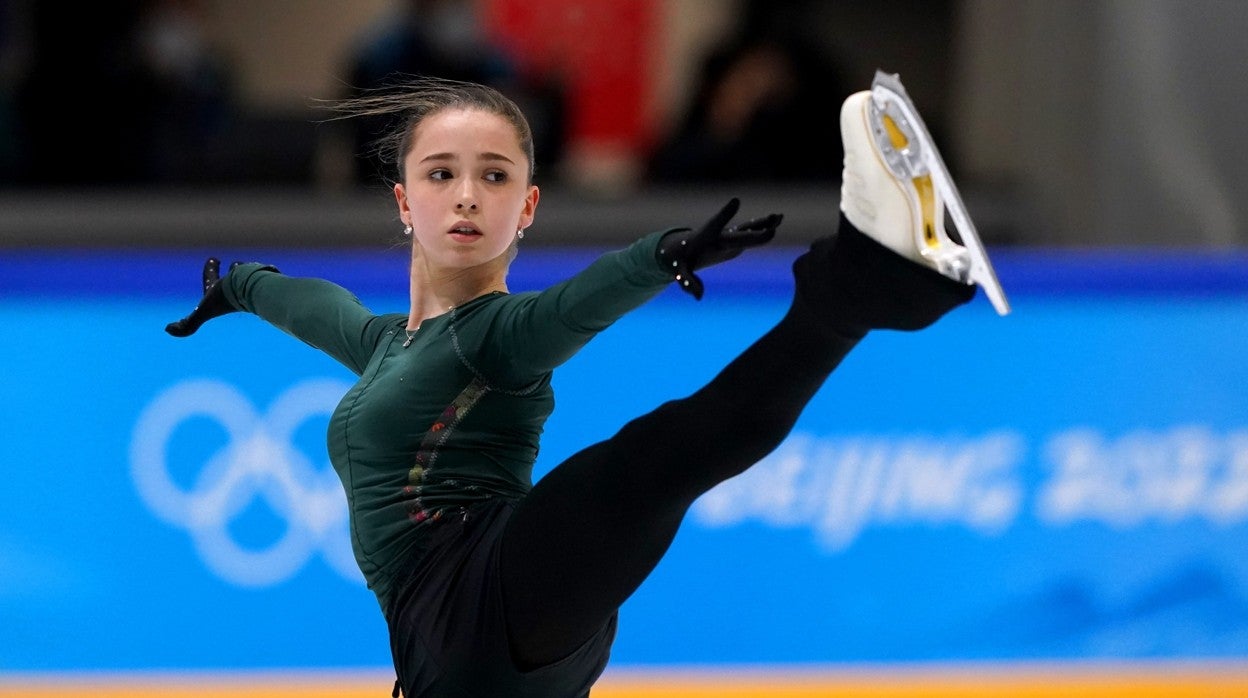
[840,71,1011,316]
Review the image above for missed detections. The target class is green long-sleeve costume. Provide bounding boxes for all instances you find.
[222,232,673,611]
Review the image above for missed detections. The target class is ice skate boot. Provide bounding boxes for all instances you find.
[840,71,1010,316]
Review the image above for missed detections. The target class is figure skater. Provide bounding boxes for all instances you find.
[166,74,1004,697]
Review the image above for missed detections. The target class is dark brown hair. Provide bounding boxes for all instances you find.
[326,75,536,186]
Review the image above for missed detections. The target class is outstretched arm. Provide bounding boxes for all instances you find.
[165,258,387,376]
[482,198,782,384]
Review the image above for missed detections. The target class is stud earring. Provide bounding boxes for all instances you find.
[516,228,525,240]
[404,225,412,236]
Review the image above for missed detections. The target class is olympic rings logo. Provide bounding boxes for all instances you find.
[130,378,361,587]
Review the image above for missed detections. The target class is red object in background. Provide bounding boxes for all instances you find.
[483,0,660,154]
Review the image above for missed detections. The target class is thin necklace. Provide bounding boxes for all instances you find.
[402,289,504,348]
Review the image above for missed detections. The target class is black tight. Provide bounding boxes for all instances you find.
[498,219,976,669]
[499,301,858,669]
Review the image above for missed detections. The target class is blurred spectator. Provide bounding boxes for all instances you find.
[9,0,235,186]
[0,0,31,181]
[348,0,516,89]
[647,32,849,186]
[341,0,566,187]
[133,0,237,183]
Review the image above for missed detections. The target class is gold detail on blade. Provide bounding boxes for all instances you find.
[882,114,909,149]
[914,174,938,247]
[882,113,937,247]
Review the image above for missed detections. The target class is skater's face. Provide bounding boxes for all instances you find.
[393,108,539,271]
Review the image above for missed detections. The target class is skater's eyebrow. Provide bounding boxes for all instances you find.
[419,152,518,166]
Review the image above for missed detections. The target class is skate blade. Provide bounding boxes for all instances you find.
[868,70,1011,316]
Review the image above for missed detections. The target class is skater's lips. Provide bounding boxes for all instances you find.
[446,221,482,235]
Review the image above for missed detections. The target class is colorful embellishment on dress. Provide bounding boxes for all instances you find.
[405,377,490,523]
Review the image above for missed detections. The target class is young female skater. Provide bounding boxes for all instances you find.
[166,76,992,697]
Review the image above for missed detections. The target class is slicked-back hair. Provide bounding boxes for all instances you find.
[327,75,536,186]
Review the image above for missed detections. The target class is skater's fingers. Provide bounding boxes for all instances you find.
[701,197,741,236]
[201,258,222,294]
[165,317,199,338]
[728,213,783,233]
[722,214,781,247]
[677,267,705,300]
[721,228,774,249]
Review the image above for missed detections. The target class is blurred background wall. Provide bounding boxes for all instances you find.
[3,2,1248,695]
[1,0,1245,249]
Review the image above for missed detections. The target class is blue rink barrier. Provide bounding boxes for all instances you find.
[0,245,1246,673]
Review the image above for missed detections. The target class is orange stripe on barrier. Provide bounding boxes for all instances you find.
[0,672,387,698]
[594,669,1248,697]
[2,664,1247,697]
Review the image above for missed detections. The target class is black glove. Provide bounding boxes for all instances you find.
[656,197,781,300]
[165,258,276,337]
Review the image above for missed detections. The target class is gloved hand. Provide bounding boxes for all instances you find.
[656,197,781,300]
[165,257,275,337]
